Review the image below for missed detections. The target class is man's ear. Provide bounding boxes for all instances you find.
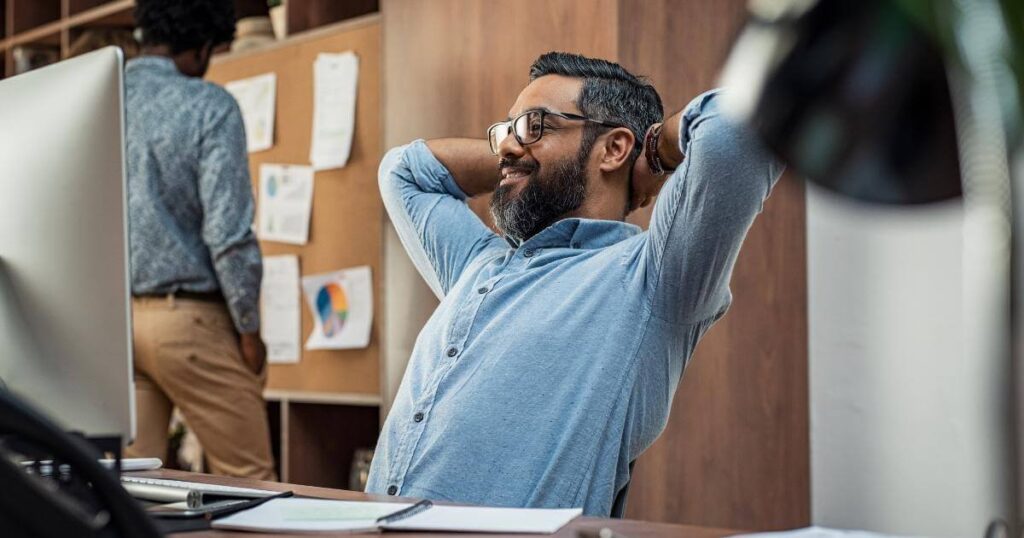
[598,127,636,174]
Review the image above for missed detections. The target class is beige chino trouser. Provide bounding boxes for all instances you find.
[126,295,276,481]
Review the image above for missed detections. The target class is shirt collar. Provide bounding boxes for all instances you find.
[125,55,181,75]
[505,218,641,250]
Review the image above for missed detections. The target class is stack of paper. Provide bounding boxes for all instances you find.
[212,498,582,534]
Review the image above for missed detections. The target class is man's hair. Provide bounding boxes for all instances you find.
[134,0,236,54]
[529,52,664,164]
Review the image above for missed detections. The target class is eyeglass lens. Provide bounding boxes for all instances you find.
[489,111,544,154]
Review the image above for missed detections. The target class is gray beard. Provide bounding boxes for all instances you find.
[490,149,589,244]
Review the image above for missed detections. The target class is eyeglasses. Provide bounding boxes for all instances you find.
[486,109,623,155]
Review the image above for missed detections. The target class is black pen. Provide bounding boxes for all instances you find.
[202,490,294,521]
[376,499,434,524]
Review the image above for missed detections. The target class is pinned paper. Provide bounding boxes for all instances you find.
[301,266,372,350]
[309,52,358,170]
[258,164,314,245]
[260,255,301,364]
[224,72,277,153]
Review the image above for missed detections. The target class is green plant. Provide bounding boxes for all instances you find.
[268,0,283,8]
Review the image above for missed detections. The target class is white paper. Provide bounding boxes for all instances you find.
[212,498,410,533]
[309,51,359,170]
[384,505,582,534]
[212,498,581,535]
[260,255,301,364]
[301,266,373,350]
[258,164,314,245]
[224,72,277,153]
[730,527,921,538]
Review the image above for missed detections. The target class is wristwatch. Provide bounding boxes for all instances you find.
[644,123,676,176]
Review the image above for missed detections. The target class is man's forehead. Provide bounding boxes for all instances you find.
[508,75,583,118]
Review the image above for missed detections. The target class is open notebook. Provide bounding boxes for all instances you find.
[211,498,583,534]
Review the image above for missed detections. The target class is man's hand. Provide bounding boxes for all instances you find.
[629,115,685,214]
[629,138,663,212]
[239,331,267,376]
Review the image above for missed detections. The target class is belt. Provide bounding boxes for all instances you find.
[135,291,224,304]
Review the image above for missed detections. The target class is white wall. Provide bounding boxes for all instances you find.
[807,185,1013,536]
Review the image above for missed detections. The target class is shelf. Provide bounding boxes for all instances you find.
[0,0,132,53]
[10,0,59,35]
[65,0,133,29]
[263,389,382,407]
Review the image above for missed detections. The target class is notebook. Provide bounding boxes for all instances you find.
[211,498,582,534]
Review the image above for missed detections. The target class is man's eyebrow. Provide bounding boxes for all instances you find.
[505,107,554,121]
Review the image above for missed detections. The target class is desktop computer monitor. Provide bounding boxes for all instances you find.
[0,47,134,446]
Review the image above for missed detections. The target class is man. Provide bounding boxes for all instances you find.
[369,52,783,515]
[123,0,275,480]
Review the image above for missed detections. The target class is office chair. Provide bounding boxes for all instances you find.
[609,460,636,519]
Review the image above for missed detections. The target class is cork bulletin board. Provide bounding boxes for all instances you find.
[206,15,382,396]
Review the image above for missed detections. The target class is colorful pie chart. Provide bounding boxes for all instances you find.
[315,282,348,337]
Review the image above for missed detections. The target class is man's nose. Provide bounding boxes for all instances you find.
[497,130,526,160]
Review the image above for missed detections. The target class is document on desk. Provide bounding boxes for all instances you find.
[211,498,582,534]
[730,527,920,538]
[224,72,277,153]
[309,51,358,170]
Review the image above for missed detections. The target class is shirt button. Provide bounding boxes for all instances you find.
[477,286,489,294]
[387,485,398,495]
[523,249,535,258]
[413,412,424,422]
[446,347,458,357]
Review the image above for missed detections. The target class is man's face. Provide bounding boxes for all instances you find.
[490,75,595,244]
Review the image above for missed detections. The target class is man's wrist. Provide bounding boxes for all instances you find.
[656,115,684,171]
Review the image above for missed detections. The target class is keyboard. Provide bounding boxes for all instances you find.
[121,476,279,507]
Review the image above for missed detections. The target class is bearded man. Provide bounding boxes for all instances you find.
[368,51,784,516]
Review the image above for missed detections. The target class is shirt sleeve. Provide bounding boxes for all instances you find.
[197,90,262,333]
[643,89,785,325]
[379,140,501,298]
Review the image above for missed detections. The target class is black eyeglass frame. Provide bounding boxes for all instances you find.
[486,109,624,155]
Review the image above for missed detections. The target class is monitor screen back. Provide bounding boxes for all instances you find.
[0,47,134,443]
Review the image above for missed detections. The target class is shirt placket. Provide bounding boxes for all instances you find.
[384,262,510,496]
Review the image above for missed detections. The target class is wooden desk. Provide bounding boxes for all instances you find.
[135,470,737,538]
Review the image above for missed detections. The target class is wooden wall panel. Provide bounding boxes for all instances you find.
[616,0,811,531]
[383,0,809,530]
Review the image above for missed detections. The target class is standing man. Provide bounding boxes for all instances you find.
[124,0,275,480]
[369,52,783,514]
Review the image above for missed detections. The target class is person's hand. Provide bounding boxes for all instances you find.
[628,125,668,213]
[239,331,267,376]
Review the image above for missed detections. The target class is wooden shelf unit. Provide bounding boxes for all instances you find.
[0,0,379,78]
[0,0,133,76]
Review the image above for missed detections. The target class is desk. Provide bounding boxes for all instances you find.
[132,470,737,538]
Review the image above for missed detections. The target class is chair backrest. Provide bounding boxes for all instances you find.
[609,460,636,518]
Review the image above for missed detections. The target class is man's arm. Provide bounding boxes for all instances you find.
[637,89,785,325]
[198,92,265,373]
[424,138,501,197]
[380,139,502,299]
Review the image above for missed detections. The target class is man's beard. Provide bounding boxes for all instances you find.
[490,143,590,244]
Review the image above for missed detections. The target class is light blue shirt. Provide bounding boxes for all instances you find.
[367,90,783,515]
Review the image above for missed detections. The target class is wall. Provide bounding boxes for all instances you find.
[807,185,1014,536]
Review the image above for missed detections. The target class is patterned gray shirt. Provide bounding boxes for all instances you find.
[125,56,261,333]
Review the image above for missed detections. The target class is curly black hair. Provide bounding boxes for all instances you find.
[134,0,236,54]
